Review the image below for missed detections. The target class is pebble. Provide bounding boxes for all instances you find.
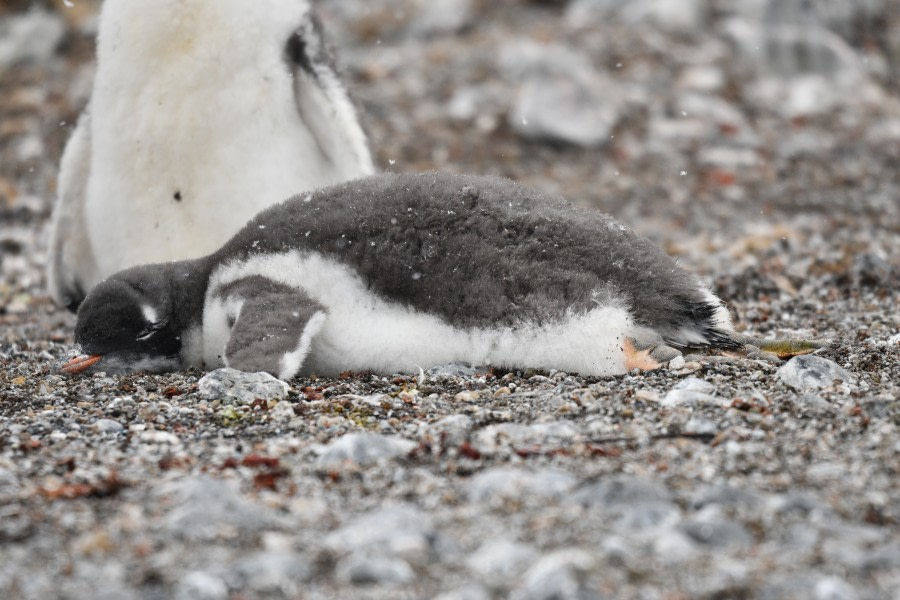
[174,571,228,600]
[335,553,415,585]
[680,507,754,549]
[571,474,672,507]
[434,583,492,600]
[410,0,474,36]
[197,368,289,405]
[230,551,313,595]
[324,505,436,565]
[0,10,65,71]
[662,377,723,407]
[510,548,595,600]
[91,418,124,434]
[566,0,709,33]
[777,355,856,391]
[683,417,719,436]
[466,539,538,588]
[467,467,578,503]
[156,476,284,541]
[315,432,417,469]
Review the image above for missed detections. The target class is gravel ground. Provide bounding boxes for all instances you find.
[1,1,898,598]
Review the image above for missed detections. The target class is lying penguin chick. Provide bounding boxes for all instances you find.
[62,172,792,379]
[47,0,374,312]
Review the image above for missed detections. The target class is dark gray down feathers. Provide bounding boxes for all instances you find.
[208,172,734,347]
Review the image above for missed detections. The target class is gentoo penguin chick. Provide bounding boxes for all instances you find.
[60,172,819,380]
[47,0,374,312]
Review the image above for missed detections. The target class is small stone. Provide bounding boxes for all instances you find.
[683,417,719,436]
[231,551,313,595]
[0,10,66,71]
[174,572,228,600]
[315,433,416,469]
[92,418,124,434]
[157,476,283,541]
[667,355,686,370]
[426,363,477,378]
[467,467,578,503]
[268,400,296,422]
[410,0,474,36]
[813,576,858,600]
[198,368,288,405]
[571,474,672,507]
[510,549,595,600]
[335,553,415,585]
[466,539,539,588]
[325,505,436,565]
[777,355,856,391]
[454,390,481,402]
[434,583,492,600]
[680,508,754,549]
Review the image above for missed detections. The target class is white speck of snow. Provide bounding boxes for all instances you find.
[258,225,266,229]
[616,62,623,68]
[303,194,312,203]
[370,241,376,247]
[388,159,396,165]
[390,218,398,225]
[305,231,311,237]
[680,170,687,176]
[412,272,421,280]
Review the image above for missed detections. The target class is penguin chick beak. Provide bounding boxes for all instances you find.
[58,354,103,375]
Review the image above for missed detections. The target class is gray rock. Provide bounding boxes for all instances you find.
[426,363,477,378]
[0,10,66,71]
[662,377,724,406]
[566,0,709,33]
[467,467,578,503]
[198,368,288,405]
[423,414,474,447]
[466,539,539,588]
[777,355,856,390]
[92,418,124,434]
[683,417,719,436]
[472,421,579,454]
[435,582,492,600]
[174,571,228,600]
[231,552,313,595]
[410,0,474,36]
[510,549,596,600]
[509,75,619,148]
[324,505,436,565]
[315,433,417,469]
[612,500,682,532]
[571,474,672,508]
[335,553,415,585]
[680,508,754,549]
[156,476,284,540]
[814,576,858,600]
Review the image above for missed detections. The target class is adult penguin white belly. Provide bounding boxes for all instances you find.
[47,0,374,311]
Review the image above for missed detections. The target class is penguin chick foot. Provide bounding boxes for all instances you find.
[623,338,682,372]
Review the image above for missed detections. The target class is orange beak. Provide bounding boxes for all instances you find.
[59,354,103,375]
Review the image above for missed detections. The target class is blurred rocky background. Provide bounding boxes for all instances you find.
[1,1,898,598]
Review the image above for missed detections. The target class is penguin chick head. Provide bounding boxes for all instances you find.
[60,269,182,375]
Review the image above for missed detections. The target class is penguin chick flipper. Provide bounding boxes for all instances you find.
[219,278,326,380]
